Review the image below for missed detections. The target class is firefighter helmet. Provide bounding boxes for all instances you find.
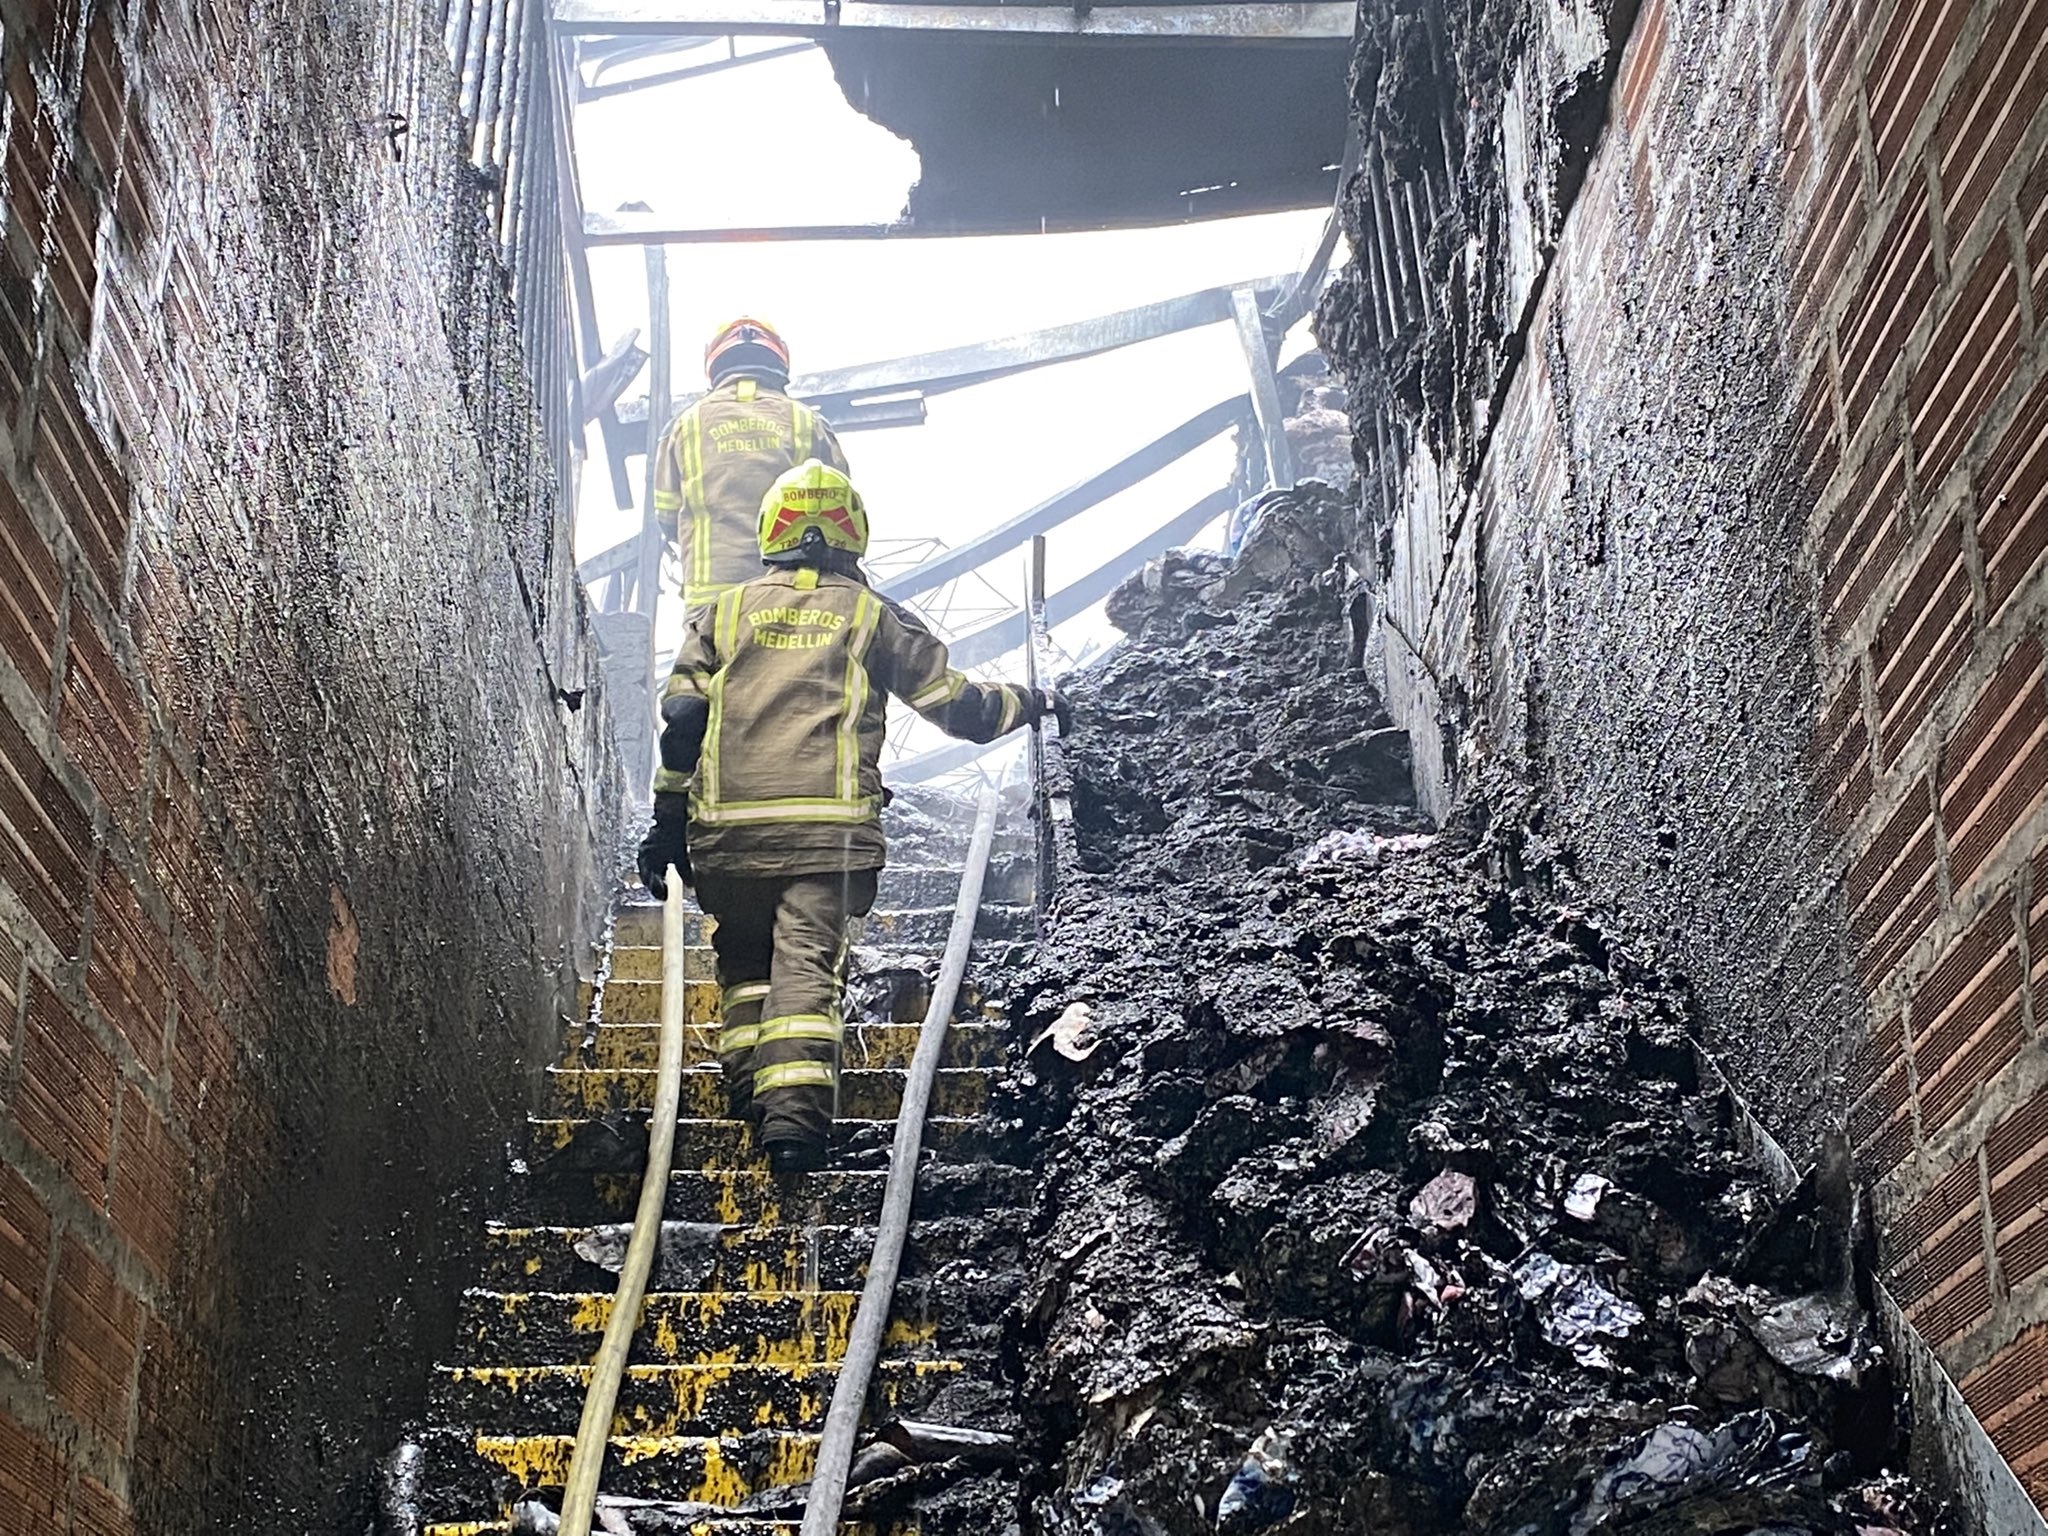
[758,459,869,562]
[705,316,790,384]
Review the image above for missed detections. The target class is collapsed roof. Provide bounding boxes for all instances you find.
[821,30,1351,231]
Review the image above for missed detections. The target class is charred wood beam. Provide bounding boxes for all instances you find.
[580,330,647,422]
[578,537,640,593]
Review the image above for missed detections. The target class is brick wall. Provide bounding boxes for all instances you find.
[1326,0,2048,1511]
[0,0,627,1529]
[1800,0,2048,1502]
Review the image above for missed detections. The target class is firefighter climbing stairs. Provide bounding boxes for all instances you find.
[408,843,1034,1532]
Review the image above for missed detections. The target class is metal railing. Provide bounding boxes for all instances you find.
[439,0,578,499]
[1025,535,1073,921]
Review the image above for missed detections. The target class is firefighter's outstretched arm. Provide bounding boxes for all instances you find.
[871,598,1061,744]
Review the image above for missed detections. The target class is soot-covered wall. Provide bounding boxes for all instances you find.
[0,0,626,1529]
[1320,0,2048,1513]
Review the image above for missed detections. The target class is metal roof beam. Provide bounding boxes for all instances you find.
[877,395,1247,602]
[579,209,1328,244]
[551,1,1353,41]
[616,273,1291,426]
[887,484,1240,784]
[941,485,1236,669]
[579,39,812,99]
[614,391,927,431]
[795,277,1291,408]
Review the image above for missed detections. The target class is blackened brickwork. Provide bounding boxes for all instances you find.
[0,0,628,1528]
[1325,0,2048,1511]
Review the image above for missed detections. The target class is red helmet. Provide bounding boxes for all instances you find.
[704,316,790,384]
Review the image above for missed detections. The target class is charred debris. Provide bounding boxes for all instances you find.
[899,484,1950,1536]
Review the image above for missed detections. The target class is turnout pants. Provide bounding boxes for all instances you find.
[695,868,879,1152]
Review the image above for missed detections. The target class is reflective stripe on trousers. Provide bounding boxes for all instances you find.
[694,867,878,1153]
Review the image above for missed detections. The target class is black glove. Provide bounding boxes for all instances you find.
[1037,688,1073,736]
[636,792,692,901]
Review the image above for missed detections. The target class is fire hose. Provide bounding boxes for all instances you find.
[557,863,689,1536]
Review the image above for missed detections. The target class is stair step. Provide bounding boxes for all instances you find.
[877,858,1032,909]
[426,1528,904,1536]
[614,905,716,947]
[606,943,717,982]
[611,900,1034,949]
[864,901,1032,947]
[416,1424,824,1519]
[430,1357,961,1436]
[479,1213,1020,1293]
[450,1287,938,1368]
[510,1159,1036,1227]
[544,1065,992,1119]
[561,1020,1004,1072]
[437,881,1021,1536]
[522,1114,995,1175]
[519,1167,890,1228]
[579,977,721,1025]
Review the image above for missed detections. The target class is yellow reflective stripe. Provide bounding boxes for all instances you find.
[737,379,758,402]
[691,796,879,827]
[719,1022,761,1052]
[664,671,710,701]
[683,578,738,609]
[755,1061,836,1092]
[996,687,1021,735]
[792,400,813,459]
[687,410,710,595]
[717,587,744,657]
[757,1014,840,1044]
[908,671,966,710]
[837,594,880,805]
[698,589,743,814]
[720,982,770,1009]
[651,766,692,796]
[653,418,683,513]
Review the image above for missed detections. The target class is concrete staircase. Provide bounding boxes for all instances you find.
[409,863,1033,1535]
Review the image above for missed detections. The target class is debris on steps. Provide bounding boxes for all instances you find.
[387,787,1040,1536]
[965,481,1950,1534]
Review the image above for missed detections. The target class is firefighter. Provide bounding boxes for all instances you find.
[652,317,852,610]
[635,461,1059,1175]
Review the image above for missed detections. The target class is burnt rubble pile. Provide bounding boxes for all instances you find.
[989,494,1943,1534]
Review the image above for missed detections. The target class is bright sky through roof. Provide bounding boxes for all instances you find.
[571,39,1337,765]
